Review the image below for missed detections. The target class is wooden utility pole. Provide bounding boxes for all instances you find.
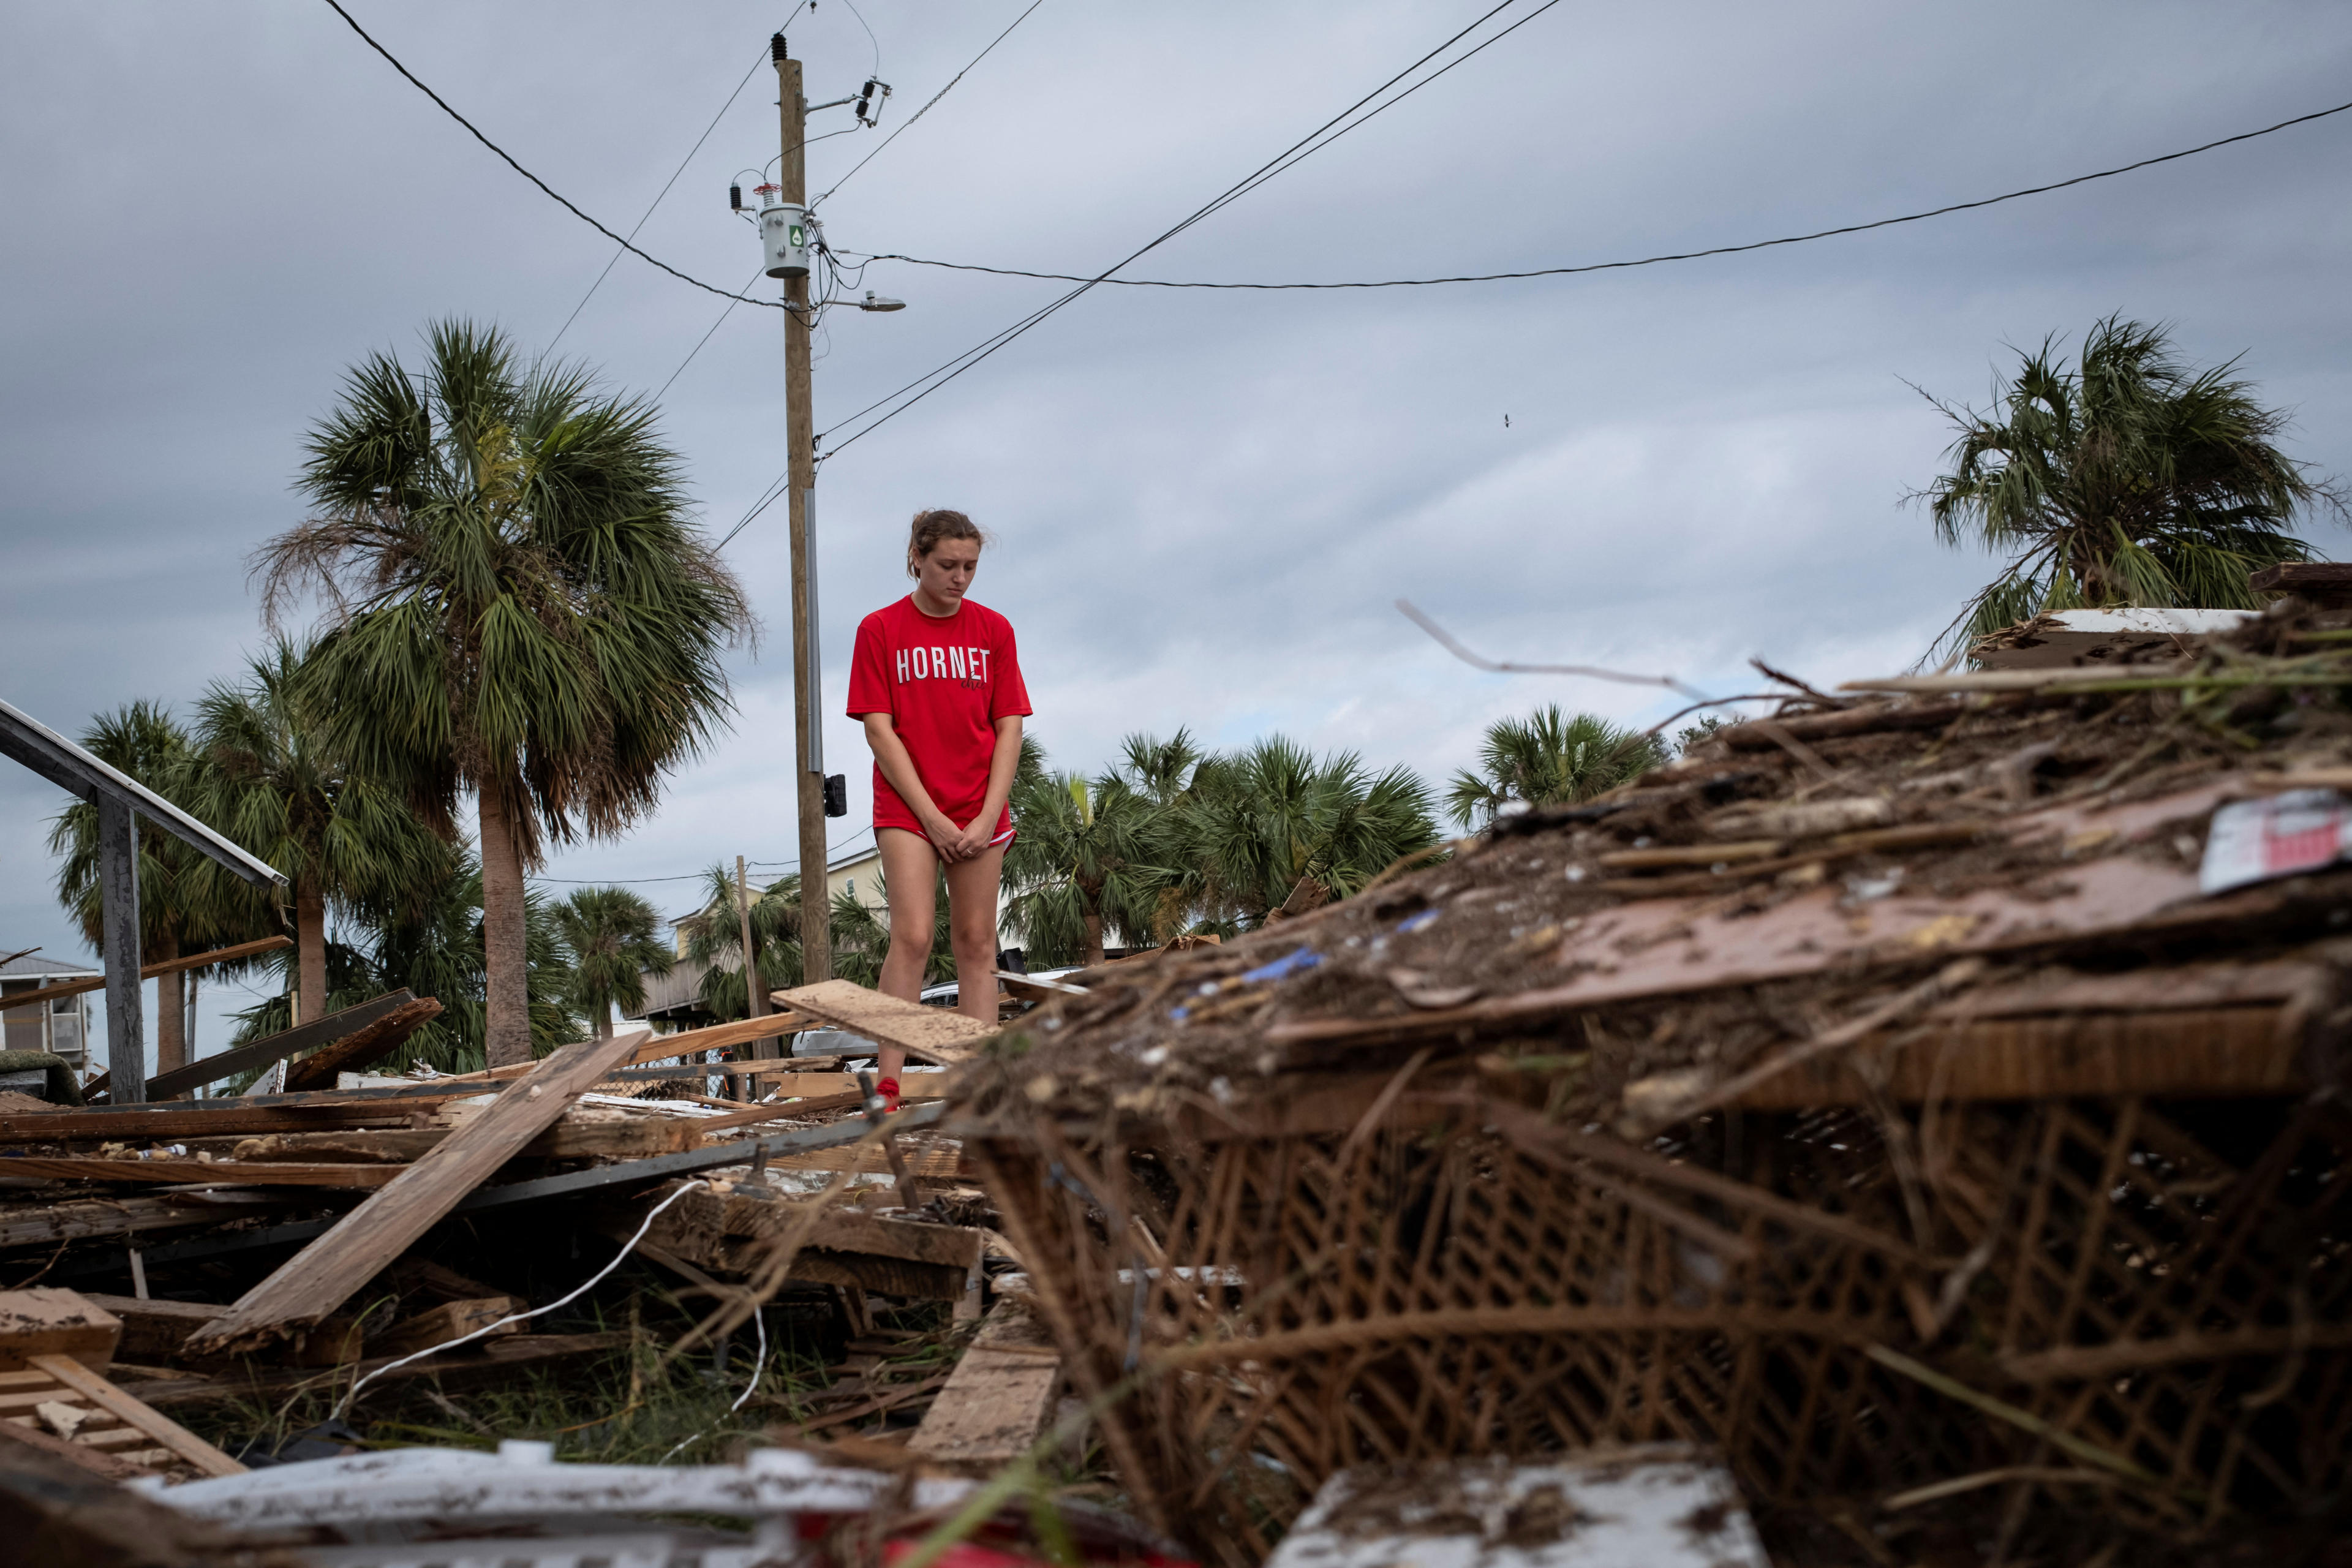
[774,33,832,984]
[97,796,144,1103]
[736,855,773,1068]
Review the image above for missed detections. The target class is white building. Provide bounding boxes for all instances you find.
[0,952,94,1068]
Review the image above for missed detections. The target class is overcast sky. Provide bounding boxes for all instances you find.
[6,1,2351,1067]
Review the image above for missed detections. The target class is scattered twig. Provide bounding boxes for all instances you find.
[1750,657,1845,709]
[1626,960,1987,1133]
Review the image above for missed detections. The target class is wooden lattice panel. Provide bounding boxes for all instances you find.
[973,1085,2350,1566]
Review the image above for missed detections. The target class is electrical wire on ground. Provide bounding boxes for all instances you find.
[337,1178,714,1417]
[809,0,1045,211]
[804,0,1563,467]
[851,93,2352,292]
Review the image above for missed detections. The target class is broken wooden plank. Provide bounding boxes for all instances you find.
[0,1290,121,1371]
[0,1194,307,1253]
[0,1158,406,1189]
[0,1409,160,1481]
[217,1117,701,1163]
[442,1101,949,1213]
[907,1296,1061,1468]
[432,1014,808,1085]
[374,1295,522,1357]
[774,980,995,1066]
[184,1029,647,1357]
[92,989,418,1104]
[29,1354,244,1477]
[75,1296,222,1363]
[1,1080,512,1145]
[279,997,443,1092]
[6,936,293,1009]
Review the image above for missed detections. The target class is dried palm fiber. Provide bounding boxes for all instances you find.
[952,602,2352,1564]
[966,1076,2352,1566]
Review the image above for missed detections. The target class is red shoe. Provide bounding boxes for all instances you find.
[876,1077,902,1114]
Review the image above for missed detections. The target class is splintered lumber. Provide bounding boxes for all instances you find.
[218,1117,701,1163]
[432,1014,810,1085]
[375,1295,522,1357]
[184,1029,646,1357]
[0,1194,304,1252]
[441,1101,949,1212]
[636,1184,984,1299]
[0,1290,121,1371]
[774,979,995,1065]
[0,1158,407,1188]
[91,989,417,1104]
[907,1297,1061,1468]
[76,1296,222,1363]
[27,1354,243,1477]
[4,935,293,1009]
[0,1080,504,1144]
[279,996,443,1092]
[0,1411,160,1481]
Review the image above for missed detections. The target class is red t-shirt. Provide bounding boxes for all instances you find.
[846,595,1031,842]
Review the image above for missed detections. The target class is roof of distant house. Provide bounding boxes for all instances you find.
[0,952,99,981]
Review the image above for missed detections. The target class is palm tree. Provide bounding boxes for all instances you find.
[1183,736,1439,926]
[1444,705,1664,829]
[256,320,753,1067]
[1918,316,2346,655]
[549,887,671,1041]
[1002,751,1175,967]
[225,847,582,1074]
[49,703,260,1076]
[184,639,445,1030]
[830,881,954,990]
[674,865,807,1020]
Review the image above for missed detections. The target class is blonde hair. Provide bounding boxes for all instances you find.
[906,508,986,578]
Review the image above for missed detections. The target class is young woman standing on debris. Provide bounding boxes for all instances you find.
[846,508,1031,1111]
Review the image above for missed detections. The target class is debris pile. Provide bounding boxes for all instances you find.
[0,976,1116,1562]
[953,600,2352,1565]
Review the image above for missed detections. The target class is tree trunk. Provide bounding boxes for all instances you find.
[296,878,328,1028]
[478,784,534,1069]
[153,931,184,1079]
[1082,907,1106,968]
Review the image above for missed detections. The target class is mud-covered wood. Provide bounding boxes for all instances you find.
[77,1295,223,1363]
[908,1296,1061,1467]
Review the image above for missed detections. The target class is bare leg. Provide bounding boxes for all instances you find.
[943,842,1007,1027]
[873,828,940,1085]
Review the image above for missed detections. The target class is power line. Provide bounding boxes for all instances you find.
[810,0,1559,462]
[654,266,770,403]
[547,10,808,354]
[851,93,2352,292]
[809,0,1046,211]
[322,0,785,311]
